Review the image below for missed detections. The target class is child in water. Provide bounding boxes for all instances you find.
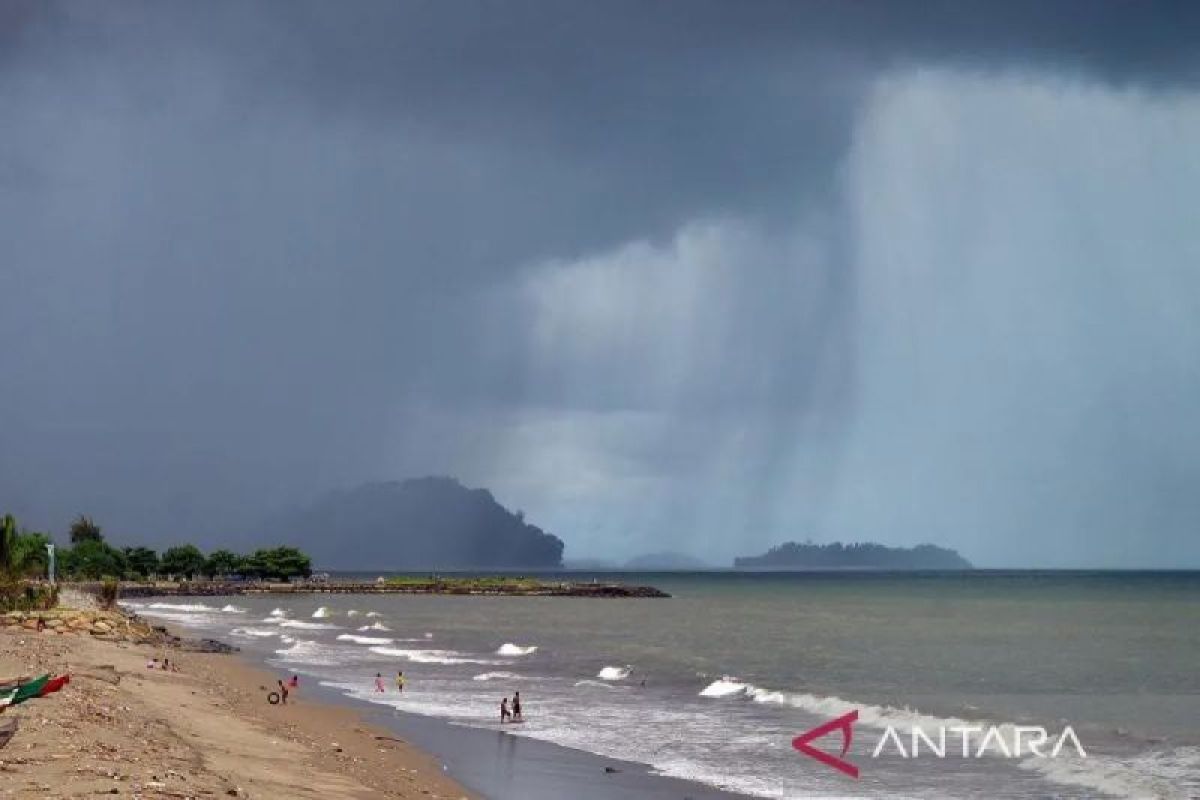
[374,672,386,692]
[395,671,405,692]
[500,696,511,724]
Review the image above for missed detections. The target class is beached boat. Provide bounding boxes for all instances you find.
[38,674,69,697]
[8,674,49,706]
[0,676,31,692]
[0,718,18,749]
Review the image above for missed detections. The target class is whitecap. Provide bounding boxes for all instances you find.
[473,671,522,682]
[346,609,359,617]
[358,622,391,632]
[220,604,247,613]
[336,634,395,645]
[147,602,220,612]
[365,611,381,618]
[311,606,331,618]
[368,646,503,665]
[698,677,747,697]
[279,620,341,630]
[269,608,287,617]
[230,627,279,638]
[496,643,538,656]
[597,665,631,681]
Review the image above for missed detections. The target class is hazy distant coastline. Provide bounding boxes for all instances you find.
[734,541,972,570]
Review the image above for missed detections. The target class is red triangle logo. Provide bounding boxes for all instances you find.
[792,710,859,778]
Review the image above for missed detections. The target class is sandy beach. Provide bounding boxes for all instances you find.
[0,621,471,799]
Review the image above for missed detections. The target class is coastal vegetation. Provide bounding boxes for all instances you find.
[733,541,972,569]
[0,511,314,584]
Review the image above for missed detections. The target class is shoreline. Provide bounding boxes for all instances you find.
[2,602,754,799]
[183,620,755,800]
[0,615,472,799]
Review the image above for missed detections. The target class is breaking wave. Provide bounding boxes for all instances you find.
[272,639,346,666]
[473,671,522,682]
[1020,746,1200,800]
[358,622,391,632]
[230,627,279,638]
[496,643,538,656]
[279,620,341,630]
[597,666,631,681]
[311,606,331,618]
[336,634,395,645]
[368,647,503,665]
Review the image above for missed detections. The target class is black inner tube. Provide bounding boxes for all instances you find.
[267,691,281,705]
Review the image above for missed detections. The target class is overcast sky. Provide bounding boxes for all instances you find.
[2,1,1199,567]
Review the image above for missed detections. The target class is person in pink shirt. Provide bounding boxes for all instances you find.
[374,672,386,692]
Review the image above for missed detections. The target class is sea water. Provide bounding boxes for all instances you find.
[122,571,1200,798]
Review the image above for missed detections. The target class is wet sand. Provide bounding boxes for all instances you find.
[0,626,471,799]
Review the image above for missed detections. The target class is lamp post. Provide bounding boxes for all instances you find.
[45,543,56,585]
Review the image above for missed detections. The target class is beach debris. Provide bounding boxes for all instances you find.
[604,766,621,774]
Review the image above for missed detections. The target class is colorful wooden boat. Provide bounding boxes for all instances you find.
[9,674,49,706]
[37,674,69,697]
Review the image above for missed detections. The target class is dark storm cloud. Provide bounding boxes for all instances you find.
[2,1,1199,562]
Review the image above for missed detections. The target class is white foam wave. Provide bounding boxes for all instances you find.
[368,647,503,665]
[496,643,538,656]
[230,627,279,638]
[597,666,631,681]
[698,677,747,697]
[272,639,345,666]
[279,620,341,630]
[346,609,359,617]
[473,671,522,682]
[1021,746,1200,800]
[220,604,247,613]
[699,677,1015,741]
[147,602,220,612]
[358,622,391,631]
[573,679,619,689]
[311,606,331,618]
[365,611,381,618]
[336,634,395,645]
[269,608,287,617]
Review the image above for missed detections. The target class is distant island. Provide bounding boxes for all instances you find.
[734,541,972,570]
[265,477,565,570]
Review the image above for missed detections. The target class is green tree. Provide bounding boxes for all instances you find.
[239,547,312,581]
[11,531,52,578]
[160,544,206,580]
[0,514,15,575]
[268,546,312,581]
[62,539,128,579]
[69,514,103,544]
[123,547,159,579]
[204,549,241,579]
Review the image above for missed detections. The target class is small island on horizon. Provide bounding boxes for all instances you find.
[733,541,973,570]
